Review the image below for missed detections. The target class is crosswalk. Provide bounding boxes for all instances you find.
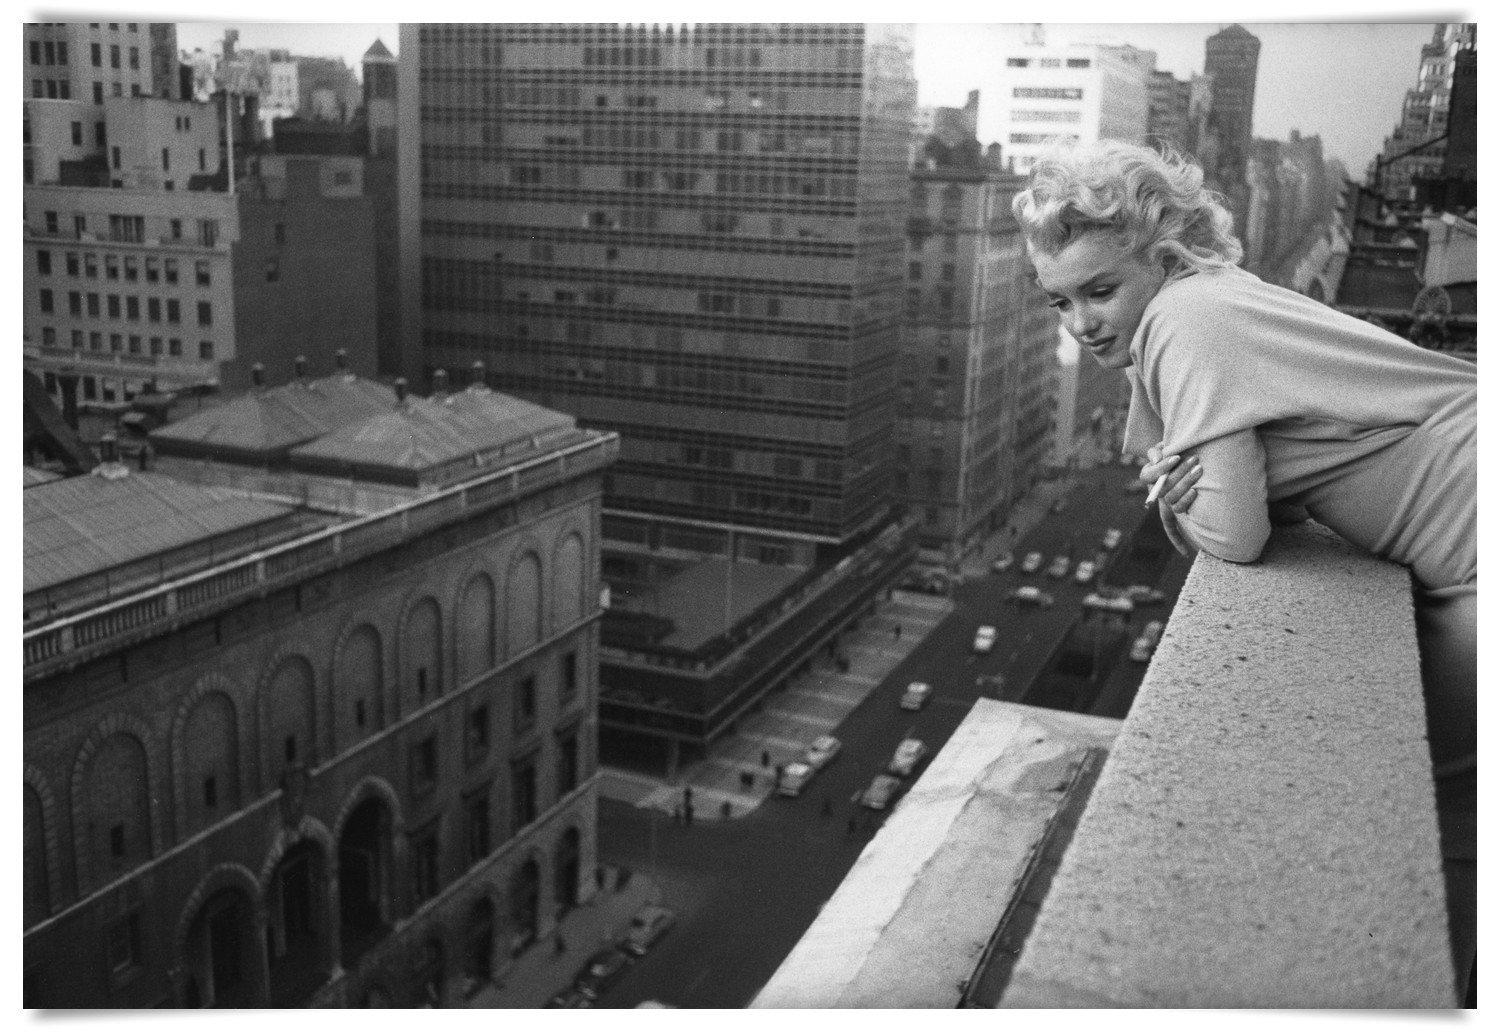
[598,589,954,820]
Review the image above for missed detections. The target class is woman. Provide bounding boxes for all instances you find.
[1013,139,1475,996]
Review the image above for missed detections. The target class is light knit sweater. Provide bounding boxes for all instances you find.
[1122,265,1476,593]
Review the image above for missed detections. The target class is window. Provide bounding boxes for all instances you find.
[41,327,56,347]
[511,756,538,829]
[1066,58,1092,68]
[197,219,218,247]
[36,250,52,276]
[1006,57,1030,67]
[123,257,138,281]
[197,301,212,327]
[89,331,101,351]
[108,215,144,243]
[909,261,922,281]
[75,213,87,238]
[128,47,139,70]
[109,333,122,352]
[941,263,956,281]
[466,704,490,763]
[149,337,161,356]
[168,338,181,356]
[166,299,179,324]
[87,293,100,317]
[198,340,213,361]
[161,147,169,172]
[264,259,279,283]
[195,260,210,286]
[71,122,82,146]
[410,735,438,794]
[71,329,84,349]
[557,729,580,794]
[106,912,142,975]
[91,42,102,66]
[170,219,182,240]
[465,790,491,864]
[147,298,160,323]
[128,335,141,354]
[94,81,103,104]
[39,289,54,315]
[95,122,105,146]
[125,296,139,321]
[163,257,177,283]
[44,211,58,234]
[105,255,119,280]
[110,44,120,69]
[144,258,158,283]
[65,252,79,276]
[561,652,577,698]
[68,291,81,316]
[514,675,536,730]
[84,254,97,278]
[410,825,440,903]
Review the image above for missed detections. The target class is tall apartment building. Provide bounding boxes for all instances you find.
[23,368,618,1008]
[23,20,181,107]
[1147,69,1192,153]
[1373,23,1477,204]
[995,42,1152,175]
[901,115,1053,568]
[401,23,921,769]
[1202,23,1260,236]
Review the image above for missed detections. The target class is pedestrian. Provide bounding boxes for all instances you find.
[1016,138,1476,996]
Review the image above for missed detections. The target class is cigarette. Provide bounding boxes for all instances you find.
[1144,473,1168,508]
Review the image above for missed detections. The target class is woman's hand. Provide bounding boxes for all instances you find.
[1142,444,1203,557]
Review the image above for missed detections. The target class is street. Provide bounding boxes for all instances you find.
[592,459,1191,1007]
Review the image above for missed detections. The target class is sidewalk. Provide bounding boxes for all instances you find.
[600,472,1085,825]
[464,864,657,1008]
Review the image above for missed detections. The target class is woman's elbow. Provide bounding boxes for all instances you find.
[1183,518,1270,564]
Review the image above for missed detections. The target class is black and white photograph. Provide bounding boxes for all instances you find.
[20,1,1479,1012]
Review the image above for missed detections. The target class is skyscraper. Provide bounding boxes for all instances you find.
[1202,24,1260,182]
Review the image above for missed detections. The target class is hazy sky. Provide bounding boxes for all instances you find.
[84,2,1471,175]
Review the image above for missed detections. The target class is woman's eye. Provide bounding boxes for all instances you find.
[1090,286,1116,300]
[1047,298,1069,311]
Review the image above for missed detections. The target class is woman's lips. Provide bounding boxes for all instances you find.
[1087,336,1116,352]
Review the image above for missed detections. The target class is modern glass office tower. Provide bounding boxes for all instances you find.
[402,22,916,554]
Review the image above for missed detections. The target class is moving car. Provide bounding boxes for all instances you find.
[623,904,677,956]
[804,734,843,770]
[1073,560,1097,584]
[1124,584,1167,606]
[1083,592,1135,615]
[991,551,1015,574]
[1007,585,1055,608]
[973,625,997,654]
[575,947,634,999]
[858,774,904,811]
[1102,527,1123,550]
[777,760,816,797]
[900,681,933,710]
[1047,555,1071,579]
[1021,551,1045,574]
[888,738,928,777]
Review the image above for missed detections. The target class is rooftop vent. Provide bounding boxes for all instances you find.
[294,355,308,383]
[394,377,408,405]
[251,363,266,389]
[469,359,490,392]
[432,368,449,398]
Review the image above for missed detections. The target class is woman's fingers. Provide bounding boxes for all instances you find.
[1140,453,1180,484]
[1164,463,1203,511]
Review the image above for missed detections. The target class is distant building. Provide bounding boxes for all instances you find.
[902,99,1055,568]
[22,21,181,107]
[1372,24,1476,206]
[1147,69,1192,154]
[995,41,1153,174]
[23,369,618,1007]
[1202,24,1261,238]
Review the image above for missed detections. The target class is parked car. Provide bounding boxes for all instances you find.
[1047,555,1071,579]
[1102,527,1123,550]
[1129,621,1165,664]
[1124,584,1167,606]
[973,625,997,654]
[805,734,843,770]
[1073,560,1097,584]
[888,738,928,777]
[900,681,934,710]
[857,773,904,811]
[991,551,1015,574]
[1007,585,1055,608]
[1020,551,1045,573]
[975,673,1007,697]
[575,946,634,999]
[1083,592,1135,615]
[623,904,677,956]
[777,760,816,797]
[548,987,595,1009]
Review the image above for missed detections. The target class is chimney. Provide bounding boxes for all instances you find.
[294,355,308,383]
[251,363,266,389]
[469,359,488,391]
[93,432,128,480]
[334,348,349,374]
[137,443,151,472]
[432,368,449,397]
[394,377,408,405]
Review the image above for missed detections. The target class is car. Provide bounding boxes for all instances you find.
[804,734,843,770]
[1047,555,1070,579]
[575,946,634,999]
[991,551,1015,574]
[1141,619,1164,646]
[1124,584,1167,606]
[623,904,677,956]
[975,673,1007,697]
[1007,585,1056,608]
[973,625,997,654]
[857,773,904,810]
[1083,592,1135,615]
[1129,622,1165,664]
[1020,551,1044,573]
[888,738,928,776]
[777,760,816,797]
[1102,527,1123,550]
[1073,560,1097,584]
[547,987,594,1009]
[900,681,933,709]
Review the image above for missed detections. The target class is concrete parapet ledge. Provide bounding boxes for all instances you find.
[1000,522,1456,1007]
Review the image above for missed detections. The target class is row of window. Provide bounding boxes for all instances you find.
[35,325,214,361]
[1006,57,1093,69]
[910,261,958,281]
[36,212,220,247]
[39,288,211,327]
[37,249,213,285]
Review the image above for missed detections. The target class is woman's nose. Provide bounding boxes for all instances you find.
[1066,307,1097,341]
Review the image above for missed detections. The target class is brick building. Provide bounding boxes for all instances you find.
[23,366,618,1007]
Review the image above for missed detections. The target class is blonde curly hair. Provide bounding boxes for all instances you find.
[1012,140,1243,278]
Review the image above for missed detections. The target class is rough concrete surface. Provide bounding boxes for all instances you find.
[1000,523,1455,1008]
[752,701,1122,1008]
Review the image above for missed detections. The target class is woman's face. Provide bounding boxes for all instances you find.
[1030,233,1167,370]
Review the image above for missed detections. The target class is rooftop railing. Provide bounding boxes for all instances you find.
[24,431,617,679]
